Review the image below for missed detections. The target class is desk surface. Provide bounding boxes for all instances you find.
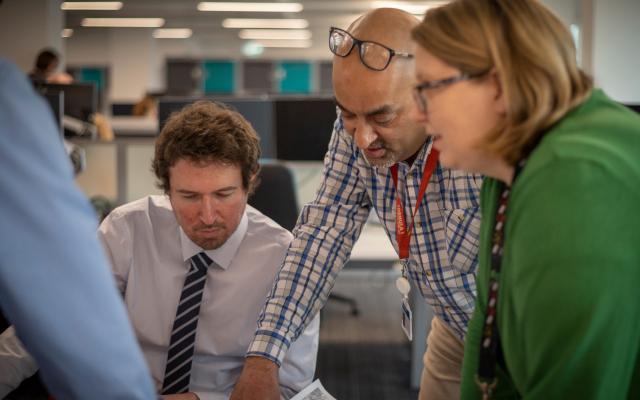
[350,221,397,262]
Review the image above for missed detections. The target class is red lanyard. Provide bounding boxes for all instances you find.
[390,148,439,260]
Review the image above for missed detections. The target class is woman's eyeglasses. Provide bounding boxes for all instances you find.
[413,73,486,114]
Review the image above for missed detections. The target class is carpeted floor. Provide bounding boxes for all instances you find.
[315,268,420,400]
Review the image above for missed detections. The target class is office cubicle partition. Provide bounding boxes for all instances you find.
[273,98,336,161]
[159,97,276,159]
[158,96,337,161]
[35,83,97,123]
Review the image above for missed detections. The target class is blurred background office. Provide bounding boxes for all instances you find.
[0,1,638,399]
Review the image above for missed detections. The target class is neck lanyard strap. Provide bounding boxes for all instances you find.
[476,158,528,399]
[390,148,439,260]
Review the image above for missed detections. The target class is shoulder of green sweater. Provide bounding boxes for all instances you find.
[516,89,640,198]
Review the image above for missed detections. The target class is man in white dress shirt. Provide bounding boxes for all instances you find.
[0,100,319,400]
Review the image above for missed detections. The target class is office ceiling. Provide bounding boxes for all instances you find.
[63,1,439,29]
[63,1,442,49]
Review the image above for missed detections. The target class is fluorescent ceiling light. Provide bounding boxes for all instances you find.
[62,28,74,38]
[372,1,449,15]
[198,2,303,12]
[254,39,312,48]
[61,2,123,10]
[81,18,165,27]
[239,29,311,40]
[222,18,308,29]
[153,28,193,39]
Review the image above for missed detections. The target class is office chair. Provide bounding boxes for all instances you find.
[248,163,359,316]
[248,163,299,232]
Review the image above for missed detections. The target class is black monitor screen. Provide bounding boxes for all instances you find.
[274,98,337,161]
[35,83,97,123]
[42,91,64,137]
[158,98,276,159]
[623,104,640,114]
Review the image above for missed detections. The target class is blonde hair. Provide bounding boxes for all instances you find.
[412,0,593,164]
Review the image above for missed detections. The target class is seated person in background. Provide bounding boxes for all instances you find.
[28,48,73,85]
[0,100,319,400]
[133,92,160,118]
[29,49,113,141]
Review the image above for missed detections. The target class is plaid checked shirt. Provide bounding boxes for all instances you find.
[248,114,482,365]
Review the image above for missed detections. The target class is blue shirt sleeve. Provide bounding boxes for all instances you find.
[0,58,156,399]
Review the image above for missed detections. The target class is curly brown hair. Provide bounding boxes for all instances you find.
[152,100,261,194]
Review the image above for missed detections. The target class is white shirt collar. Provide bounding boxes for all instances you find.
[179,211,249,270]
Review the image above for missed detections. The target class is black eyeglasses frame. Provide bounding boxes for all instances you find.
[329,26,414,71]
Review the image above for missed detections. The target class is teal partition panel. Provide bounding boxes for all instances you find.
[279,61,311,94]
[80,68,105,91]
[203,60,235,94]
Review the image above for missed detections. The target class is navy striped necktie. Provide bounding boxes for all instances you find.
[161,252,213,394]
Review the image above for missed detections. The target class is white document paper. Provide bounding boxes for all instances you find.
[290,379,337,400]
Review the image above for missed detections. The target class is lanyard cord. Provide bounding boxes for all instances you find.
[475,158,528,400]
[390,148,440,262]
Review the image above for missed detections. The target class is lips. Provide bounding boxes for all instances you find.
[196,226,223,238]
[364,147,386,159]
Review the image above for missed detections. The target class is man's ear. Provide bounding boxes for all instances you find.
[488,68,507,116]
[248,172,259,194]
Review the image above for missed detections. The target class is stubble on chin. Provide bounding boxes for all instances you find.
[364,152,398,169]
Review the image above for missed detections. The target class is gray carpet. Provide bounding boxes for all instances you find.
[316,268,420,400]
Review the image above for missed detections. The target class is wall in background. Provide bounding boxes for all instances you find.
[592,0,640,103]
[0,0,63,72]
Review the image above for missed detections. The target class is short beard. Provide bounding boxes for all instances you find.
[364,151,398,168]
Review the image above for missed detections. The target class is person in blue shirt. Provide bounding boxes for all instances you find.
[0,58,155,399]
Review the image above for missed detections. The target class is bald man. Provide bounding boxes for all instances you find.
[231,9,482,400]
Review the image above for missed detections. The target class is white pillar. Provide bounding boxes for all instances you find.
[0,0,63,72]
[592,0,640,103]
[109,29,156,102]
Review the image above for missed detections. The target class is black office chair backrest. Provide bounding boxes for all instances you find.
[248,163,299,232]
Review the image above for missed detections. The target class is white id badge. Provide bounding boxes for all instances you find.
[401,297,413,341]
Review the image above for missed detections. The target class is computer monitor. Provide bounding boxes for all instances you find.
[35,83,97,123]
[274,97,337,161]
[623,104,640,114]
[158,97,277,159]
[42,91,64,137]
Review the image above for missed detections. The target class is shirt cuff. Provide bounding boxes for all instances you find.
[246,329,292,367]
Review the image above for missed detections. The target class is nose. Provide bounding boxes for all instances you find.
[199,196,217,225]
[352,119,378,150]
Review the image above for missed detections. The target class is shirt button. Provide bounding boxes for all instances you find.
[426,270,432,277]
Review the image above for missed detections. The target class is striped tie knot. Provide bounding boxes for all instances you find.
[161,252,213,394]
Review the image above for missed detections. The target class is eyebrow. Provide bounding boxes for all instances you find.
[175,186,237,195]
[334,98,396,118]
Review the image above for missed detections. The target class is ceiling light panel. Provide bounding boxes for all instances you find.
[222,18,308,29]
[61,2,123,10]
[198,2,303,12]
[81,18,165,27]
[153,28,193,39]
[254,39,312,48]
[239,29,311,40]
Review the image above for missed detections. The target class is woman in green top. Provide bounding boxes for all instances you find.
[410,0,640,398]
